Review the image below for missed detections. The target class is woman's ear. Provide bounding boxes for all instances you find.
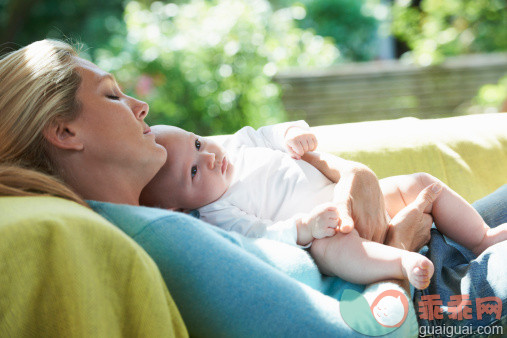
[43,120,84,151]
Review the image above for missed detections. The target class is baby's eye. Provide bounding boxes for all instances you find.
[191,165,198,179]
[195,139,201,150]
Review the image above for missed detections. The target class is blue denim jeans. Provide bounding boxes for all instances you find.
[415,185,507,337]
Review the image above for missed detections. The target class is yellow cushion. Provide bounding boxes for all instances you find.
[314,113,507,203]
[0,196,188,337]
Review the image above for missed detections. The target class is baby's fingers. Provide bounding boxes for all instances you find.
[323,205,339,218]
[315,227,337,239]
[308,136,318,151]
[324,227,337,237]
[286,140,304,159]
[290,138,308,156]
[300,138,310,153]
[314,224,338,239]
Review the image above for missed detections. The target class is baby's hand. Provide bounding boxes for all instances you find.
[284,126,318,160]
[306,203,341,239]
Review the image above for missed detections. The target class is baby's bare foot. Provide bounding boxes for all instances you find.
[472,223,507,256]
[401,252,434,290]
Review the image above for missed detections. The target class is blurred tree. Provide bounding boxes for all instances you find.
[473,74,507,112]
[270,0,381,61]
[0,0,125,54]
[392,0,507,65]
[95,0,339,135]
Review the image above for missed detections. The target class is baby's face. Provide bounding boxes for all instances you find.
[141,125,234,210]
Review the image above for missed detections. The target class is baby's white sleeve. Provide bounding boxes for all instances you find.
[224,120,310,152]
[199,201,303,247]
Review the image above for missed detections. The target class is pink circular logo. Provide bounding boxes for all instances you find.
[370,289,409,328]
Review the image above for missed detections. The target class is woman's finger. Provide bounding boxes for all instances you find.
[412,182,442,213]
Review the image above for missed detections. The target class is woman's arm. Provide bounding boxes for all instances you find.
[302,151,389,242]
[90,202,386,336]
[225,120,311,152]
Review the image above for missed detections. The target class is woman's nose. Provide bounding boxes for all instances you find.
[131,98,149,120]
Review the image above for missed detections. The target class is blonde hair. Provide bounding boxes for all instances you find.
[0,39,86,206]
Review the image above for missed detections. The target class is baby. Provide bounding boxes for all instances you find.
[141,121,507,289]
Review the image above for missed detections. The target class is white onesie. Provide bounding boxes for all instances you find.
[198,121,336,247]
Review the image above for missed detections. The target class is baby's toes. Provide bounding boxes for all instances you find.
[413,259,434,289]
[402,253,434,290]
[417,258,434,276]
[412,268,431,289]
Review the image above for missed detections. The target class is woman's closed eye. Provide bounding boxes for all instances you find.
[107,94,120,100]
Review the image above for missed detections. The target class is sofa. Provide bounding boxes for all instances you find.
[0,113,505,336]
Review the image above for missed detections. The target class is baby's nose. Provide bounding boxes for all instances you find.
[206,152,216,169]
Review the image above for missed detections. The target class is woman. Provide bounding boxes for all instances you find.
[1,40,505,336]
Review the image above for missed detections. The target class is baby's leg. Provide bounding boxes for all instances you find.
[380,173,507,255]
[310,230,434,289]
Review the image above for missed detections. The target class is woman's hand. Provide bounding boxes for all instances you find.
[385,183,442,251]
[301,151,388,241]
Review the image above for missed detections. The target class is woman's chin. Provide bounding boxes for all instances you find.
[154,143,168,163]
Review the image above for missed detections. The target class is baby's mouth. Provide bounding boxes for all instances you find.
[221,156,228,175]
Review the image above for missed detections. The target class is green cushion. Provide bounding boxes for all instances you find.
[314,113,507,203]
[0,196,187,337]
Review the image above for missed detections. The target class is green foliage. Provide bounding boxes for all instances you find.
[0,0,125,54]
[474,75,507,110]
[298,0,380,61]
[271,0,382,61]
[392,0,507,65]
[95,0,339,135]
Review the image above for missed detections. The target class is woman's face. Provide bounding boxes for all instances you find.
[69,57,166,183]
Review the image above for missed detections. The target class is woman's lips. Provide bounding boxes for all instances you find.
[221,156,228,174]
[143,127,152,134]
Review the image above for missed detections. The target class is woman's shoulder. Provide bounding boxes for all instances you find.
[87,200,197,238]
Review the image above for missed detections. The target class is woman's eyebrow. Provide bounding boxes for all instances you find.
[98,73,117,84]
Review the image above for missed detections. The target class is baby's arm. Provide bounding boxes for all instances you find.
[284,128,371,183]
[225,120,312,153]
[200,202,308,247]
[199,202,337,247]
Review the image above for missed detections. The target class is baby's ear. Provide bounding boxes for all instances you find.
[169,207,189,213]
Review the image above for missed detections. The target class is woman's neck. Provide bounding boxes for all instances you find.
[60,161,144,205]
